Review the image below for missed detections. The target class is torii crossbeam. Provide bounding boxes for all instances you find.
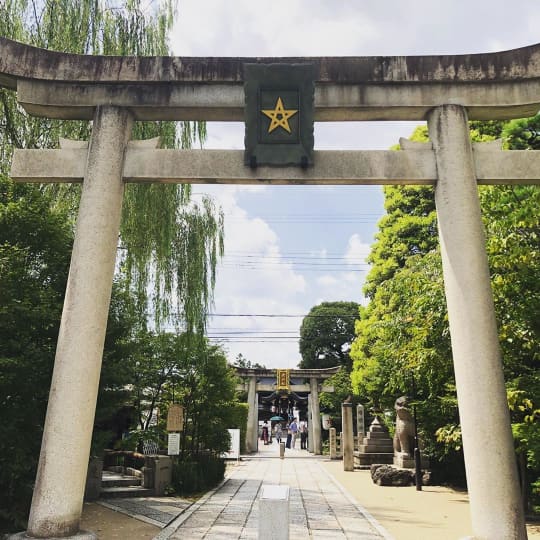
[2,37,539,539]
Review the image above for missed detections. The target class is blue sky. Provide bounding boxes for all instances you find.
[171,1,540,368]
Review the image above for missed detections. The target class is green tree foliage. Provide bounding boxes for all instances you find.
[0,0,223,331]
[299,301,359,370]
[121,333,238,459]
[233,353,266,369]
[172,340,238,458]
[228,402,249,454]
[129,331,185,433]
[0,177,72,530]
[0,175,137,530]
[351,119,539,490]
[0,1,222,530]
[363,127,437,299]
[319,367,357,425]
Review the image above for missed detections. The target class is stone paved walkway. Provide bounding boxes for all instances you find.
[151,447,393,539]
[99,496,192,528]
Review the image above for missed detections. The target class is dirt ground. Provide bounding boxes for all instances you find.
[80,503,159,539]
[81,464,540,539]
[322,461,540,540]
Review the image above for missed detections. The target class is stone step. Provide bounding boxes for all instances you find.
[359,443,394,453]
[364,432,390,439]
[102,476,142,488]
[100,486,154,498]
[101,471,142,488]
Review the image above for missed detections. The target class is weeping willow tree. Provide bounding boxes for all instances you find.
[0,0,223,331]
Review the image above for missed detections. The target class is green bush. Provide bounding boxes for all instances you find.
[228,403,249,454]
[171,454,225,495]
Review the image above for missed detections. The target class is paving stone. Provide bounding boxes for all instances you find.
[310,521,342,531]
[311,530,347,539]
[169,528,207,539]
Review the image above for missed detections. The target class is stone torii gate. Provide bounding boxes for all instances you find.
[235,366,340,455]
[2,37,540,539]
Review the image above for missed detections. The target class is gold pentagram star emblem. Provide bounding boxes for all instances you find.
[261,97,298,134]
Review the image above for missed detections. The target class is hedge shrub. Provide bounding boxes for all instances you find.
[171,454,225,495]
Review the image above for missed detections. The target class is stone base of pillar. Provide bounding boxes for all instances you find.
[9,531,97,540]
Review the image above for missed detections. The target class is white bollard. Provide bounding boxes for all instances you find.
[258,485,289,540]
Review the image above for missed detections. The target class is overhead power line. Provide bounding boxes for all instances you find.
[224,254,367,261]
[226,250,369,256]
[209,338,300,343]
[166,312,359,318]
[221,260,368,267]
[207,331,299,335]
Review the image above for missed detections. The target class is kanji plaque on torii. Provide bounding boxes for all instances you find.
[276,369,290,391]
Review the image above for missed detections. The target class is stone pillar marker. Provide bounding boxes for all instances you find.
[246,375,258,453]
[356,404,365,439]
[428,104,527,540]
[23,106,133,539]
[307,394,314,453]
[310,377,322,455]
[342,403,354,471]
[329,427,337,460]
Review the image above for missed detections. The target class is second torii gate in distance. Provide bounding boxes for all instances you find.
[235,366,340,455]
[3,37,540,539]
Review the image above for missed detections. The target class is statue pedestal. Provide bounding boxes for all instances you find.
[393,453,429,469]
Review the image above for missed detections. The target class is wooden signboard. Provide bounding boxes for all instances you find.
[166,404,184,432]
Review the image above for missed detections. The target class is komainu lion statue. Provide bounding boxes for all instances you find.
[393,395,415,457]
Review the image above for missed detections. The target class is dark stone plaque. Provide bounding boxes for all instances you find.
[244,63,314,167]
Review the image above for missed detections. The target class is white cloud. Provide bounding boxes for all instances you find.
[317,275,338,288]
[174,1,540,58]
[344,233,371,264]
[203,184,308,368]
[174,1,378,57]
[309,233,371,305]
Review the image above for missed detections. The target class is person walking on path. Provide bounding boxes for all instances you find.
[285,423,292,448]
[289,418,299,449]
[300,421,308,449]
[274,423,283,444]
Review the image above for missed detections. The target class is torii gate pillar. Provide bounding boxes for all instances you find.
[246,375,259,453]
[310,377,322,455]
[22,107,133,539]
[429,104,526,539]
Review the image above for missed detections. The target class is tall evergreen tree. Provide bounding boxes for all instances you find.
[299,301,359,370]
